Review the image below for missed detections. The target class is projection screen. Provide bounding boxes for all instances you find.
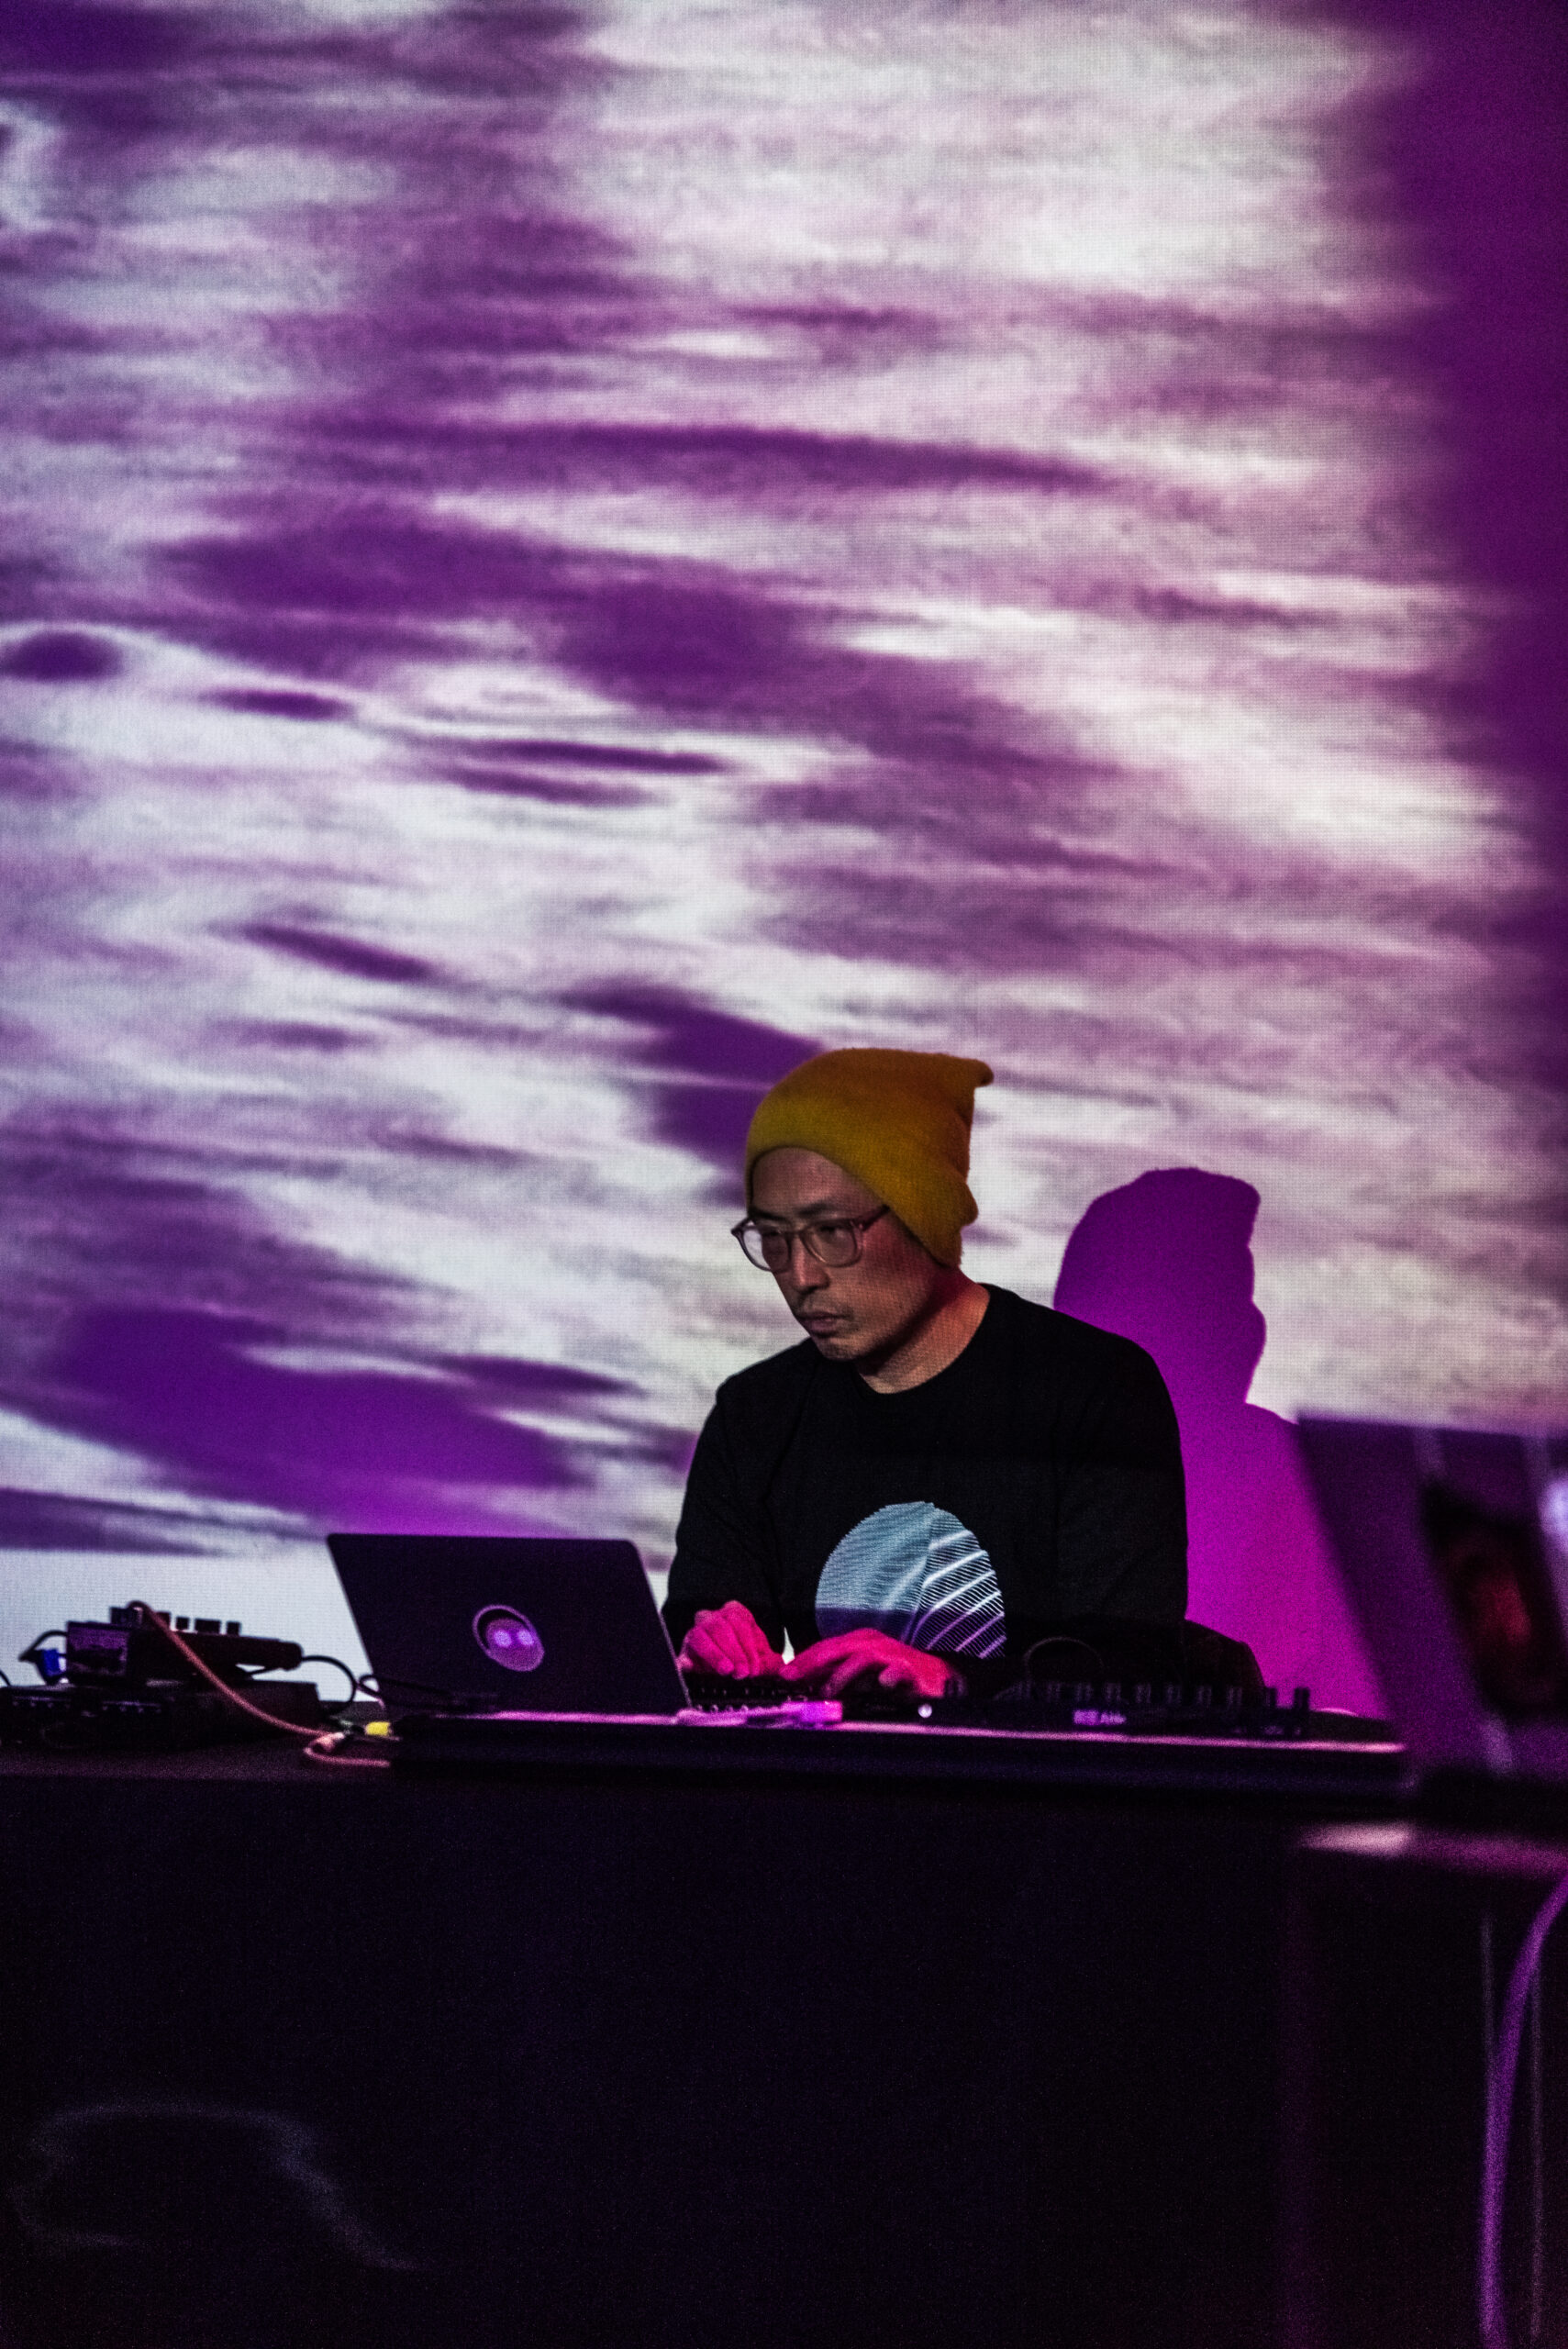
[1,0,1563,1705]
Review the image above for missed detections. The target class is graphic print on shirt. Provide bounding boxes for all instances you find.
[815,1502,1006,1659]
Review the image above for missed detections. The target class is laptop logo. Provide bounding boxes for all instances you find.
[473,1606,545,1674]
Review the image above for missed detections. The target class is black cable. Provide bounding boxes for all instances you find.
[17,1631,68,1682]
[354,1669,503,1716]
[355,1670,456,1702]
[295,1654,361,1706]
[237,1652,361,1706]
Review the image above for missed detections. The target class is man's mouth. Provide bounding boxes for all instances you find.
[798,1312,842,1336]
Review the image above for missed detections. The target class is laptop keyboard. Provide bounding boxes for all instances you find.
[680,1672,929,1720]
[681,1672,806,1711]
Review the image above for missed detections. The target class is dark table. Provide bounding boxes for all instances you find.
[1284,1820,1568,2349]
[0,1731,1396,2349]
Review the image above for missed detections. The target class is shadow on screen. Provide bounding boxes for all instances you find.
[1053,1168,1382,1709]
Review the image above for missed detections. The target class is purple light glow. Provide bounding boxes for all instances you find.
[0,0,1563,1701]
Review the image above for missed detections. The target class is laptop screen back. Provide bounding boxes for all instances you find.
[328,1533,686,1716]
[1297,1419,1568,1779]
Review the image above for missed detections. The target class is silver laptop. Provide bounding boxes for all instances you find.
[1296,1419,1568,1792]
[328,1533,687,1717]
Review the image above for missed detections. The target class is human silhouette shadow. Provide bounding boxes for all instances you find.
[1053,1169,1383,1712]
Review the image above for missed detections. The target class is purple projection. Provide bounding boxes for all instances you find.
[0,0,1563,1702]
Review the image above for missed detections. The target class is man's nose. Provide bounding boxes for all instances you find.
[784,1236,829,1287]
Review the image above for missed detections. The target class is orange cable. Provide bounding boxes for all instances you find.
[125,1602,321,1740]
[302,1730,392,1769]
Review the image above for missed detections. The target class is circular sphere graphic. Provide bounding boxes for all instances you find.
[473,1605,545,1673]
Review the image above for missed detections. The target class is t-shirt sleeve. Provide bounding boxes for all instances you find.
[662,1394,787,1654]
[1050,1339,1187,1622]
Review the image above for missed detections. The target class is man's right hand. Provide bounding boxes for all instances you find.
[678,1601,784,1678]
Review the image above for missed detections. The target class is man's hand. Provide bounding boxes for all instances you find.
[679,1600,784,1679]
[782,1630,962,1701]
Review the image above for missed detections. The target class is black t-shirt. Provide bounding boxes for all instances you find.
[664,1285,1186,1667]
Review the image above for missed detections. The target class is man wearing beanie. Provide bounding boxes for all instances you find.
[663,1048,1188,1701]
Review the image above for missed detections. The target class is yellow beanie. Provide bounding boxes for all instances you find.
[745,1048,994,1267]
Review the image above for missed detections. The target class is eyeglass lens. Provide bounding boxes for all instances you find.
[742,1220,861,1270]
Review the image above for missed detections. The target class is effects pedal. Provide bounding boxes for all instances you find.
[65,1609,304,1687]
[4,1603,322,1752]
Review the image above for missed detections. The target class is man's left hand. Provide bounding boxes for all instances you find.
[781,1630,962,1701]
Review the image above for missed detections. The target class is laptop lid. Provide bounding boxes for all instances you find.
[328,1533,687,1717]
[1296,1419,1568,1783]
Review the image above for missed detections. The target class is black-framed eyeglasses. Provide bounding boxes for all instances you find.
[731,1204,889,1273]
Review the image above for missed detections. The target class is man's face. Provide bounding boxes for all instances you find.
[748,1147,948,1366]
